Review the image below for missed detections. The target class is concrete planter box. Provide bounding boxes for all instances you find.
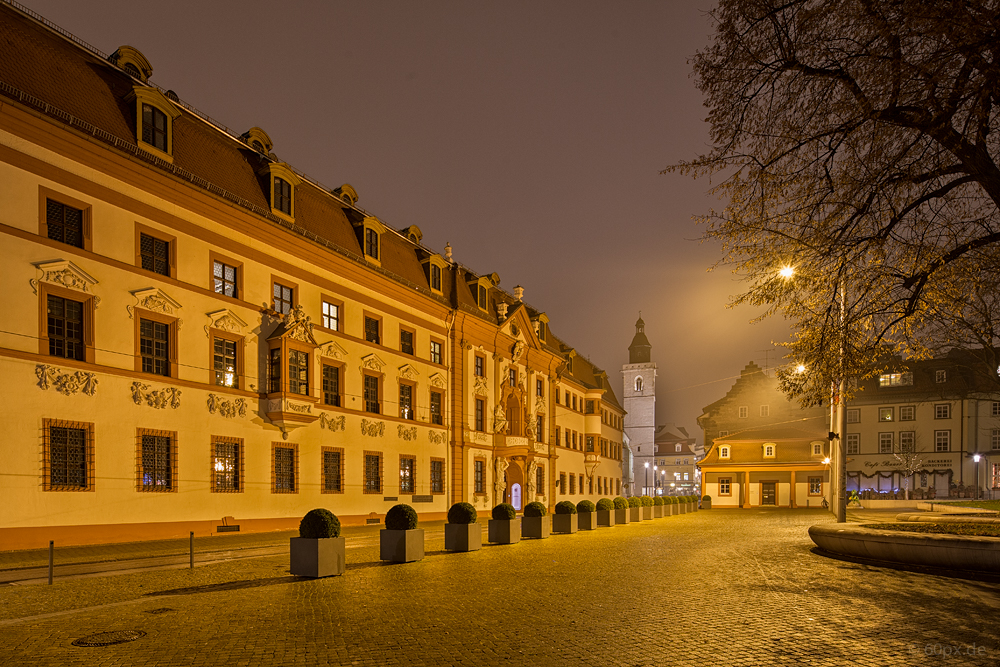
[642,506,653,520]
[653,505,664,518]
[629,507,642,522]
[809,523,1000,572]
[578,512,598,530]
[380,528,424,563]
[677,503,688,514]
[596,510,616,527]
[522,516,551,539]
[444,523,482,552]
[702,498,712,510]
[552,514,578,534]
[488,518,521,544]
[615,508,630,524]
[290,537,346,578]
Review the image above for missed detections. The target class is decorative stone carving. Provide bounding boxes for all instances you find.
[534,396,546,413]
[360,353,386,373]
[31,260,99,295]
[511,340,525,364]
[464,430,490,444]
[361,419,385,437]
[428,430,446,445]
[398,364,419,381]
[205,309,248,338]
[266,399,282,413]
[533,441,548,454]
[320,341,348,360]
[320,413,346,432]
[283,305,314,344]
[493,404,507,434]
[506,436,529,449]
[473,375,488,397]
[524,416,535,440]
[494,457,509,503]
[128,287,182,318]
[526,460,537,503]
[130,382,181,409]
[429,373,446,389]
[398,425,417,441]
[207,393,246,418]
[35,365,98,396]
[286,401,313,414]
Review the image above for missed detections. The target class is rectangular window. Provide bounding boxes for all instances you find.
[430,264,441,291]
[475,398,485,432]
[47,423,90,489]
[536,466,544,495]
[847,409,860,423]
[474,459,485,494]
[142,103,168,152]
[808,477,822,495]
[900,406,915,421]
[509,368,517,387]
[139,318,170,376]
[430,459,444,494]
[273,282,293,315]
[536,379,544,397]
[364,375,380,414]
[879,372,913,387]
[993,463,1000,490]
[400,329,414,355]
[585,400,595,414]
[430,340,442,365]
[569,474,576,494]
[586,436,595,452]
[268,347,282,393]
[288,350,309,396]
[560,473,567,495]
[139,431,174,491]
[934,403,951,419]
[322,364,341,407]
[900,431,915,452]
[212,437,241,493]
[140,233,170,277]
[565,430,570,447]
[478,284,487,310]
[365,228,379,259]
[364,316,380,344]
[399,456,415,494]
[847,433,860,455]
[935,430,951,452]
[213,260,238,298]
[760,405,769,417]
[364,453,382,494]
[213,337,237,387]
[399,383,414,420]
[322,448,343,493]
[273,445,296,493]
[430,391,443,425]
[555,426,561,445]
[992,429,1000,451]
[738,406,748,418]
[322,301,339,331]
[879,433,894,454]
[994,402,1000,417]
[46,295,85,361]
[474,355,485,377]
[935,369,947,383]
[536,415,544,442]
[46,198,84,248]
[572,395,577,410]
[274,176,292,215]
[878,407,894,422]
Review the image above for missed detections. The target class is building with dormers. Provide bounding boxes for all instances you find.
[653,424,698,497]
[0,3,623,548]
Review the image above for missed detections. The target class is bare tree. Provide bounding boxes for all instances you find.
[668,0,1000,404]
[893,435,925,500]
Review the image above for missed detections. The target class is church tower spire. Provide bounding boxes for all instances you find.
[628,315,651,364]
[622,313,657,497]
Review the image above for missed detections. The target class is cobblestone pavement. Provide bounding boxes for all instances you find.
[1,509,998,666]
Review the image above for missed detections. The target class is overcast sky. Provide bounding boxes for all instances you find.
[26,0,790,442]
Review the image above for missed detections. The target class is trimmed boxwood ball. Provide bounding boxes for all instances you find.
[666,496,676,504]
[385,503,418,531]
[447,502,478,524]
[613,497,629,510]
[299,508,341,539]
[555,501,577,515]
[596,498,614,511]
[524,501,547,517]
[577,500,597,513]
[703,495,712,502]
[627,496,641,508]
[653,497,664,506]
[640,495,653,507]
[492,503,517,520]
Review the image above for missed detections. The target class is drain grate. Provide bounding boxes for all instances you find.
[144,608,175,615]
[72,630,146,647]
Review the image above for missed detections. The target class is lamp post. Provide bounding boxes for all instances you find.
[974,454,981,501]
[644,462,649,496]
[661,469,666,495]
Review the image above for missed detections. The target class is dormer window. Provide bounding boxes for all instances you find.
[365,228,379,259]
[356,216,386,267]
[126,86,180,161]
[142,104,168,152]
[675,444,681,453]
[478,284,487,309]
[720,446,730,459]
[274,177,292,215]
[764,444,775,458]
[258,161,300,222]
[430,264,441,291]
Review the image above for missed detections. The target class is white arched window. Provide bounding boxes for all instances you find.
[764,444,775,457]
[675,444,682,452]
[720,446,730,459]
[634,376,643,392]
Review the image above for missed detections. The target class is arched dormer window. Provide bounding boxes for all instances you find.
[675,444,681,453]
[764,443,775,458]
[125,86,181,162]
[635,376,643,392]
[719,446,730,459]
[357,216,386,267]
[241,127,274,155]
[365,228,379,259]
[110,46,153,84]
[258,162,300,222]
[421,255,448,295]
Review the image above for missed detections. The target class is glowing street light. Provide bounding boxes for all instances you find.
[779,266,795,279]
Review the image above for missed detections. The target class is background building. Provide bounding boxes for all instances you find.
[653,424,698,496]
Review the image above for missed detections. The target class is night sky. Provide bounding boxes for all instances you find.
[25,0,790,442]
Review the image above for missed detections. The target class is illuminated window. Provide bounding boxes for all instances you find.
[808,477,822,495]
[211,437,241,493]
[213,337,237,387]
[399,457,415,494]
[399,384,414,420]
[322,301,339,330]
[430,391,443,426]
[213,260,238,298]
[878,407,894,422]
[879,372,913,387]
[430,340,442,365]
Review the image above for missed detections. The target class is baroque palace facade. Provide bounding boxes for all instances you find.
[0,3,625,548]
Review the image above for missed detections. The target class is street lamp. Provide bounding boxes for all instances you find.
[974,454,981,501]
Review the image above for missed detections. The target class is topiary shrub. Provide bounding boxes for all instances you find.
[555,500,577,515]
[627,496,641,508]
[640,495,653,507]
[613,496,629,510]
[385,504,418,531]
[524,501,547,517]
[577,500,596,513]
[666,496,676,504]
[702,495,712,502]
[492,503,516,520]
[299,508,341,539]
[447,502,478,524]
[596,498,614,511]
[653,496,664,506]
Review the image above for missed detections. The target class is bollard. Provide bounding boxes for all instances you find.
[190,531,194,569]
[48,540,53,585]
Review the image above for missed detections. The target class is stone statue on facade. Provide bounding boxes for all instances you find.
[494,456,509,503]
[493,404,508,434]
[526,460,537,502]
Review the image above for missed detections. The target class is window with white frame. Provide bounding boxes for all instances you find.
[813,443,822,455]
[760,405,769,417]
[879,407,894,422]
[900,431,915,452]
[934,430,950,452]
[935,369,947,383]
[738,406,748,418]
[934,403,951,419]
[764,444,775,457]
[675,444,682,452]
[847,409,860,423]
[992,429,1000,451]
[900,405,915,421]
[879,432,894,454]
[846,433,860,455]
[994,402,1000,417]
[322,301,339,331]
[879,372,913,387]
[719,446,729,459]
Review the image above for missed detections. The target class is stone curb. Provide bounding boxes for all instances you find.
[809,523,1000,572]
[915,502,997,514]
[896,513,1000,525]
